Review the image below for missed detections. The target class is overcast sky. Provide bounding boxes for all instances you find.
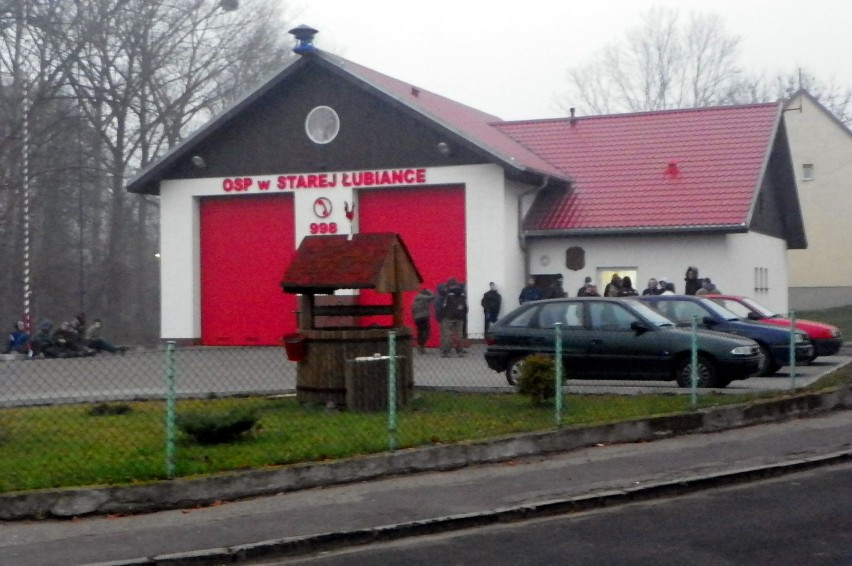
[289,0,851,121]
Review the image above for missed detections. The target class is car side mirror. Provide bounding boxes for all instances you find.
[630,320,651,334]
[746,312,761,321]
[702,316,716,327]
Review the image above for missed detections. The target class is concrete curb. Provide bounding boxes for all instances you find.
[2,384,851,522]
[86,449,852,566]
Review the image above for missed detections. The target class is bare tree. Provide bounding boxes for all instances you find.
[559,8,743,114]
[0,0,294,341]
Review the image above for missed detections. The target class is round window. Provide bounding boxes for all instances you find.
[305,106,340,144]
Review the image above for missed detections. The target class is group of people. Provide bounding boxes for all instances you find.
[412,278,474,358]
[3,313,127,359]
[409,267,721,354]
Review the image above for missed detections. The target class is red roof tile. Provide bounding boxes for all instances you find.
[321,52,569,181]
[494,103,783,232]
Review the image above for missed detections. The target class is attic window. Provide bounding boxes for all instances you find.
[802,163,814,181]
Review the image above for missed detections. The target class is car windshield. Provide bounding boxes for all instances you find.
[626,300,675,327]
[739,297,778,317]
[698,298,741,321]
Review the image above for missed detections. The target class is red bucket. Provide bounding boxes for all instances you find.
[283,333,306,362]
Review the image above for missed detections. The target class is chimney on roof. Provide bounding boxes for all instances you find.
[289,25,318,55]
[569,107,578,126]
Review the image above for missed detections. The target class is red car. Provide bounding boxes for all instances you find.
[706,295,843,360]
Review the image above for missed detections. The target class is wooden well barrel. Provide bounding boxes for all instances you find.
[296,326,413,407]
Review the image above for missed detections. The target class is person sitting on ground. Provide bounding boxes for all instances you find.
[85,319,127,354]
[31,320,55,358]
[4,321,30,355]
[51,321,95,358]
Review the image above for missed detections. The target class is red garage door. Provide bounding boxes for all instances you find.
[200,195,297,346]
[358,185,466,346]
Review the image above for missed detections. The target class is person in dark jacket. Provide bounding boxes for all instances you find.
[411,288,436,353]
[642,278,660,296]
[617,276,639,296]
[441,278,468,357]
[542,276,568,300]
[480,282,502,334]
[684,266,701,295]
[577,276,595,296]
[51,321,94,358]
[518,277,542,304]
[604,274,622,297]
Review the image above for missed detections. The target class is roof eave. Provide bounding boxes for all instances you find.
[523,224,750,238]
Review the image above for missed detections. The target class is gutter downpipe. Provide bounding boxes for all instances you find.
[518,176,551,279]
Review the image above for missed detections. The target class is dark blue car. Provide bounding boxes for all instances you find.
[637,295,813,376]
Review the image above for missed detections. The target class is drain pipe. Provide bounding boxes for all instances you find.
[518,175,550,279]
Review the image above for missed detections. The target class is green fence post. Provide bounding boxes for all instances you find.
[554,322,563,426]
[165,341,176,479]
[691,315,698,406]
[789,310,797,390]
[388,330,398,451]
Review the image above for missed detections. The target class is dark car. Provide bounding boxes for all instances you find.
[484,297,762,388]
[638,295,814,376]
[705,295,843,360]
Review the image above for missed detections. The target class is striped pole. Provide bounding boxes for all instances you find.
[21,0,32,333]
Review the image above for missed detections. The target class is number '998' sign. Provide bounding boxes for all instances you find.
[309,222,338,234]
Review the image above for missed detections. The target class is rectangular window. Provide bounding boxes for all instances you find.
[802,163,814,181]
[754,267,769,294]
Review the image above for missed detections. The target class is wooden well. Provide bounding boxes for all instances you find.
[281,233,422,408]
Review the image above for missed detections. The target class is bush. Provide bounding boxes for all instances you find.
[517,354,557,406]
[88,403,132,417]
[177,408,260,445]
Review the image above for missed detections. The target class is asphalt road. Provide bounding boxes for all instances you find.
[0,344,846,407]
[273,462,852,565]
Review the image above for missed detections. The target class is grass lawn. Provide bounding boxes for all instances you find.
[1,364,850,494]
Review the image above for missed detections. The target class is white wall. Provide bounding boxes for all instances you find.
[527,231,791,312]
[785,94,852,294]
[158,164,512,339]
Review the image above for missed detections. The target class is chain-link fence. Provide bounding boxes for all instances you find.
[0,317,810,493]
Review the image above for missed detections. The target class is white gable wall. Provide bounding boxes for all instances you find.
[785,93,852,309]
[526,231,790,313]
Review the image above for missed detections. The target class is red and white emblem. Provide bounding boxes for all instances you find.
[313,197,332,218]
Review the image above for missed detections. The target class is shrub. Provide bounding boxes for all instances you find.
[177,408,260,445]
[517,354,556,406]
[88,403,132,417]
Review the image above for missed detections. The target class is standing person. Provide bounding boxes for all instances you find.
[642,278,660,296]
[604,274,622,297]
[695,277,721,296]
[3,321,30,355]
[618,276,638,296]
[577,276,595,296]
[684,266,701,295]
[584,284,601,297]
[543,276,568,299]
[659,277,676,295]
[85,319,127,354]
[480,282,502,334]
[411,288,436,353]
[518,277,542,304]
[440,278,468,357]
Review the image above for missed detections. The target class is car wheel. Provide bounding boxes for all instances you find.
[506,356,526,386]
[756,343,780,377]
[675,354,720,388]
